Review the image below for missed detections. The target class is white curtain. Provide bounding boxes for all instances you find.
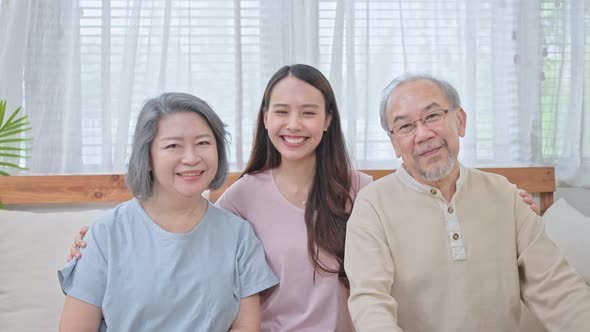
[0,0,32,144]
[0,0,588,186]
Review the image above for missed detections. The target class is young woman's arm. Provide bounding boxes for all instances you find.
[59,295,102,332]
[229,293,261,332]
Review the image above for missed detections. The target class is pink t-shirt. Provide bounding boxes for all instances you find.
[216,170,372,332]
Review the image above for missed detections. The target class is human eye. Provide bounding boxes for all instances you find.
[303,111,317,116]
[164,143,180,149]
[423,111,443,123]
[273,109,288,115]
[196,140,211,146]
[396,122,414,134]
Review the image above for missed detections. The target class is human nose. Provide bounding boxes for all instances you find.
[286,112,301,130]
[182,147,201,165]
[413,119,434,142]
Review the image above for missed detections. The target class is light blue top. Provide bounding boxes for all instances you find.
[58,198,278,332]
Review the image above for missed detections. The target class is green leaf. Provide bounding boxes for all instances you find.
[0,162,28,170]
[0,127,32,138]
[0,152,29,158]
[2,115,28,129]
[0,138,32,144]
[2,122,31,133]
[0,101,32,176]
[0,146,31,151]
[2,106,22,128]
[0,100,6,126]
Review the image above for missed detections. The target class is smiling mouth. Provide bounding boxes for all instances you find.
[177,171,204,177]
[281,136,307,144]
[418,147,441,157]
[414,141,447,158]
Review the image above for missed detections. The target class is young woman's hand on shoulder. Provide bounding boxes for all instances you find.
[66,226,88,262]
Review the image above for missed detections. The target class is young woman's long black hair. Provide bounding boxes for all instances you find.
[242,64,355,287]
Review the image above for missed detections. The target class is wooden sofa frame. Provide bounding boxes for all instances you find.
[0,167,555,214]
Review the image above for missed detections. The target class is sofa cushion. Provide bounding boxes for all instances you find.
[0,209,106,332]
[519,198,590,332]
[543,198,590,284]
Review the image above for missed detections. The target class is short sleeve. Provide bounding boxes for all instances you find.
[354,170,374,195]
[58,222,109,307]
[233,223,278,299]
[215,179,244,218]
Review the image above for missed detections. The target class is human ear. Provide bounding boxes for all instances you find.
[324,112,333,131]
[455,108,467,137]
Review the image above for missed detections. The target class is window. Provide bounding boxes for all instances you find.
[3,0,588,185]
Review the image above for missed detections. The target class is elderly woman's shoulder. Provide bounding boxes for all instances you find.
[93,198,141,225]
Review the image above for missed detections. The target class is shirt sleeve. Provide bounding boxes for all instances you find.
[344,190,403,332]
[515,188,590,332]
[58,221,109,308]
[233,222,278,299]
[215,179,244,218]
[353,170,374,193]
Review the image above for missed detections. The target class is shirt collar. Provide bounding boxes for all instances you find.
[396,162,466,195]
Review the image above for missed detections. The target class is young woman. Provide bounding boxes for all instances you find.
[59,93,277,331]
[214,64,372,331]
[67,66,540,331]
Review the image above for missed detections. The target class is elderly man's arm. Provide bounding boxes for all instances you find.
[515,190,590,332]
[344,193,403,332]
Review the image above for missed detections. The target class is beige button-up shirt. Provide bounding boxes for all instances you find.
[345,165,590,331]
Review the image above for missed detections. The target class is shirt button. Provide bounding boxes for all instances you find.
[452,233,460,240]
[430,188,437,195]
[448,206,454,213]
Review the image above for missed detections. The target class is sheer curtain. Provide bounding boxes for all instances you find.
[0,0,588,186]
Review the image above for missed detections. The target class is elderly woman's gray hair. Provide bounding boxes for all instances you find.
[379,74,461,132]
[126,92,229,199]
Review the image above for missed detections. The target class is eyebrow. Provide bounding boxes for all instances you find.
[270,103,320,109]
[392,102,443,124]
[301,104,321,109]
[159,134,212,142]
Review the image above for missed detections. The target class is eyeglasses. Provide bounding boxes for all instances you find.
[388,108,453,137]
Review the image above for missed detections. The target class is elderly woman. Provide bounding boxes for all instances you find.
[58,93,278,331]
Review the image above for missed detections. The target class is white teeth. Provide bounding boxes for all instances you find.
[284,136,305,144]
[179,171,202,176]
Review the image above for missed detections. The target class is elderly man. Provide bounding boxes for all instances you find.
[344,74,590,331]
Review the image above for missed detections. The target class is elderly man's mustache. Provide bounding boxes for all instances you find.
[413,139,448,158]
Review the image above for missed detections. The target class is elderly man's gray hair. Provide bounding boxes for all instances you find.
[126,92,230,199]
[379,74,461,132]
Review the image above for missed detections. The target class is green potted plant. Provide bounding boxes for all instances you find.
[0,99,32,176]
[0,99,32,208]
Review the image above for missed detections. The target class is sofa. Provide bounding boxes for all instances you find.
[1,170,588,331]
